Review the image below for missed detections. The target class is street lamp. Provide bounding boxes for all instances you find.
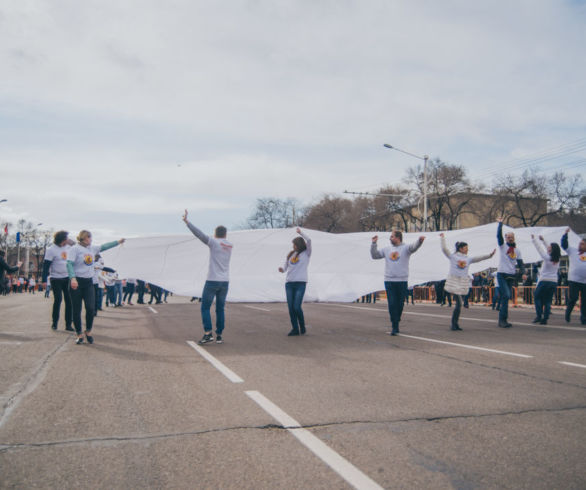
[383,144,430,232]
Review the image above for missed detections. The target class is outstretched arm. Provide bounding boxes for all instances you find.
[100,239,125,252]
[409,236,425,254]
[439,234,451,258]
[497,219,504,246]
[370,236,384,259]
[297,228,312,256]
[183,210,210,245]
[561,228,569,250]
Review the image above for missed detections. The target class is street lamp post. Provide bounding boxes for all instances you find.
[383,144,429,232]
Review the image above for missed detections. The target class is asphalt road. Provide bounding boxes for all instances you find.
[1,293,585,489]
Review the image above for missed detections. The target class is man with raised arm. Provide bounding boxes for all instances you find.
[371,230,425,336]
[496,218,525,328]
[183,210,233,345]
[561,228,586,325]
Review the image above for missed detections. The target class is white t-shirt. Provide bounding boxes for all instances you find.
[565,245,586,283]
[371,240,423,282]
[68,244,100,279]
[532,238,560,283]
[497,243,522,275]
[186,221,233,282]
[282,232,312,283]
[44,244,71,279]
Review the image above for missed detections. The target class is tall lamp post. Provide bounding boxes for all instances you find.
[383,144,429,232]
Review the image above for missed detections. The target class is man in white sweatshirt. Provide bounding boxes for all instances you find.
[371,230,425,335]
[183,210,233,345]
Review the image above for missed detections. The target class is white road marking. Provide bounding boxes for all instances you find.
[245,390,383,490]
[320,304,583,331]
[242,305,272,312]
[186,341,244,383]
[397,334,533,358]
[0,341,22,345]
[148,306,158,314]
[558,361,586,369]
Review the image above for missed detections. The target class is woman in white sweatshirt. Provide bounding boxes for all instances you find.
[440,233,495,331]
[531,235,561,325]
[279,228,312,336]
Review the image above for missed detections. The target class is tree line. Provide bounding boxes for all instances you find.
[245,161,585,233]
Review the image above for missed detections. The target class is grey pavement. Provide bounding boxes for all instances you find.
[1,293,585,489]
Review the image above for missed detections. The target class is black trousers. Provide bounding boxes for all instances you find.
[50,277,72,329]
[384,281,407,333]
[567,281,586,323]
[70,277,95,335]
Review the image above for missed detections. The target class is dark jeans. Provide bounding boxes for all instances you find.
[95,285,103,311]
[201,280,229,334]
[123,283,135,303]
[534,281,556,320]
[384,281,407,333]
[50,277,72,329]
[137,280,145,303]
[70,277,95,334]
[567,281,586,323]
[497,273,515,322]
[452,294,464,327]
[285,281,307,332]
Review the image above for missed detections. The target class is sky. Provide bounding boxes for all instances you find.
[1,0,585,242]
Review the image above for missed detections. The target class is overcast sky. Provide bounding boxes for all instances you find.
[1,0,585,242]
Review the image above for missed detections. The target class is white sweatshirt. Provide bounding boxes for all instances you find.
[282,231,312,283]
[371,239,423,282]
[186,221,233,282]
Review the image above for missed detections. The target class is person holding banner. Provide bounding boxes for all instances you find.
[531,235,561,325]
[279,228,312,336]
[440,233,495,331]
[496,219,525,328]
[561,228,586,325]
[371,230,425,336]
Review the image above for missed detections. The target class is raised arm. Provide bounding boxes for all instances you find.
[497,220,504,246]
[470,249,496,264]
[439,234,451,258]
[99,239,125,252]
[409,236,425,254]
[561,228,569,250]
[298,228,312,256]
[183,209,210,245]
[370,236,384,259]
[531,235,549,261]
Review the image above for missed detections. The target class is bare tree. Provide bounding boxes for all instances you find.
[303,195,354,232]
[247,197,302,229]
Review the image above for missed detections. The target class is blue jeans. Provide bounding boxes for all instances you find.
[384,281,407,332]
[115,282,123,305]
[497,273,515,322]
[201,281,229,334]
[285,282,307,332]
[534,281,556,320]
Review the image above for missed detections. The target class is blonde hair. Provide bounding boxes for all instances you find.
[77,230,92,243]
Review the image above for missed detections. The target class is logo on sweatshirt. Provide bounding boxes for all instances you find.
[580,254,586,262]
[83,254,94,266]
[61,252,67,260]
[290,256,299,264]
[507,251,517,260]
[389,252,400,261]
[457,260,467,269]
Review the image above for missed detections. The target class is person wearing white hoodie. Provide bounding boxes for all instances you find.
[440,234,495,331]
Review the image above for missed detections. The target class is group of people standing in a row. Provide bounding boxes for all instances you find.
[186,211,585,346]
[14,213,586,347]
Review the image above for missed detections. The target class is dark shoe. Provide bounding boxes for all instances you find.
[198,333,213,344]
[451,325,462,331]
[539,319,547,325]
[390,330,398,336]
[498,321,512,328]
[300,325,306,335]
[565,309,571,323]
[65,326,75,332]
[532,317,542,324]
[75,337,84,345]
[51,324,57,331]
[216,335,223,344]
[85,331,94,344]
[287,329,300,336]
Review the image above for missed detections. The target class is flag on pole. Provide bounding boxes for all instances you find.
[3,224,7,234]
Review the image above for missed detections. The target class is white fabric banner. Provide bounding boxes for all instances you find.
[101,223,580,302]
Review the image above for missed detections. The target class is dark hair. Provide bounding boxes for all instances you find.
[215,226,227,238]
[54,230,69,245]
[287,237,307,260]
[550,243,561,264]
[392,230,403,242]
[455,241,468,252]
